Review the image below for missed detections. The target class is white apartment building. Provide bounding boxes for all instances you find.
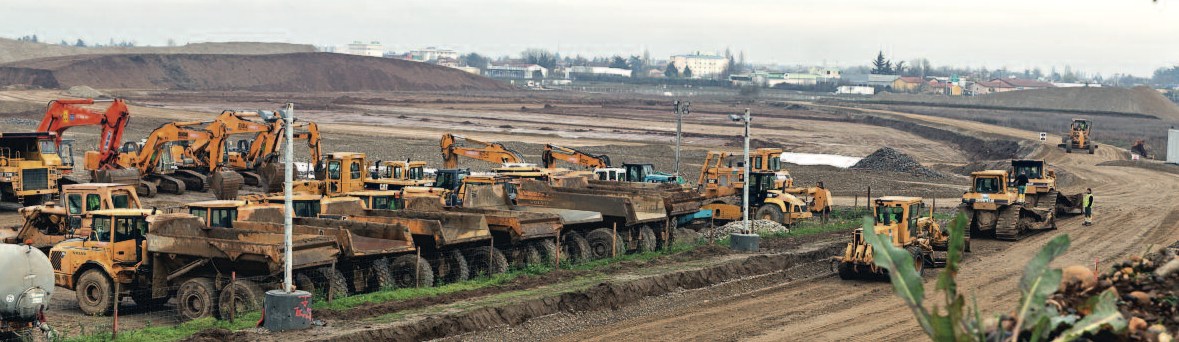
[670,53,728,79]
[346,41,384,57]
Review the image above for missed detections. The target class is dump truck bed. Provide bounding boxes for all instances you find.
[146,214,339,273]
[515,179,667,225]
[347,209,492,246]
[580,179,704,216]
[235,217,415,258]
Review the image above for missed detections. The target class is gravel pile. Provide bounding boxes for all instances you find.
[851,147,947,178]
[63,85,106,98]
[700,219,789,241]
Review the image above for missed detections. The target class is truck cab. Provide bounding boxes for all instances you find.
[367,161,433,191]
[749,148,793,188]
[50,209,155,291]
[1009,160,1056,195]
[61,183,141,229]
[0,132,63,205]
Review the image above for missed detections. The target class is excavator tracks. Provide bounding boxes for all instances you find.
[154,175,187,195]
[993,204,1024,241]
[174,170,209,192]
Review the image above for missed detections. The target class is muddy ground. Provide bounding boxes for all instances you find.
[2,87,1172,341]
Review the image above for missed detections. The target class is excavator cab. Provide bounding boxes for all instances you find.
[58,139,75,170]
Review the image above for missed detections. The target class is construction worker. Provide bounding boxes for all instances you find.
[1083,188,1094,226]
[1015,170,1030,202]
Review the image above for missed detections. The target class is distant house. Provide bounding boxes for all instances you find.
[836,85,874,95]
[565,66,632,79]
[891,77,924,92]
[670,53,728,79]
[842,74,900,88]
[486,64,548,79]
[968,78,1055,95]
[925,80,963,96]
[346,41,384,57]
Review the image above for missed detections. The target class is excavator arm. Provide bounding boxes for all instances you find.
[440,133,524,168]
[541,144,610,169]
[37,98,131,169]
[128,121,221,174]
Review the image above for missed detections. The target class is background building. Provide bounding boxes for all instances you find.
[346,41,384,57]
[670,53,727,79]
[408,47,459,62]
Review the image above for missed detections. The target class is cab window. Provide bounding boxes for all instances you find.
[327,161,342,180]
[392,166,403,179]
[189,207,208,222]
[86,194,102,211]
[875,206,905,225]
[91,216,112,241]
[350,161,361,180]
[68,194,83,215]
[752,156,763,170]
[293,201,320,217]
[373,196,397,210]
[769,156,781,171]
[408,167,424,180]
[111,192,134,209]
[974,177,1000,193]
[209,208,237,228]
[113,217,147,242]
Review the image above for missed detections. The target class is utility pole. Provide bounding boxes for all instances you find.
[673,100,690,178]
[281,103,294,293]
[740,108,750,234]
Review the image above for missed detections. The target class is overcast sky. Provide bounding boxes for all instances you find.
[2,0,1176,76]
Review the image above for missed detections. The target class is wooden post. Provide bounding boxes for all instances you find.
[611,223,618,258]
[710,211,716,245]
[488,236,494,275]
[866,186,872,210]
[328,263,335,303]
[112,280,119,339]
[229,271,237,323]
[554,234,561,269]
[416,248,422,288]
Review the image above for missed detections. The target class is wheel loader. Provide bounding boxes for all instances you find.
[959,170,1055,241]
[1058,118,1097,154]
[836,196,953,280]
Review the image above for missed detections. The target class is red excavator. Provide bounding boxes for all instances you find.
[36,98,131,182]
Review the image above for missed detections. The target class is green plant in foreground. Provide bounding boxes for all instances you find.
[861,214,1126,341]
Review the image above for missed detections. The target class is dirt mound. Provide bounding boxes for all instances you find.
[63,85,105,98]
[872,86,1179,120]
[0,37,315,64]
[852,147,947,178]
[183,328,255,342]
[0,53,512,92]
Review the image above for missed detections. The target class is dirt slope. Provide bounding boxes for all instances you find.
[874,86,1179,120]
[0,53,511,91]
[0,37,315,64]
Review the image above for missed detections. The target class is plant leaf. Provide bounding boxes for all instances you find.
[861,216,934,335]
[1052,290,1126,342]
[1015,235,1070,328]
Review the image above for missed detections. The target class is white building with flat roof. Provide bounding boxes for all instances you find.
[670,53,728,79]
[409,47,459,62]
[346,41,384,57]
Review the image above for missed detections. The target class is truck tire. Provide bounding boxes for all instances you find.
[509,245,542,269]
[466,246,508,278]
[369,257,395,291]
[75,269,114,316]
[316,267,350,300]
[562,231,591,264]
[585,228,624,260]
[636,226,657,253]
[1088,145,1095,154]
[216,279,264,320]
[295,272,316,294]
[906,246,926,277]
[755,204,784,226]
[176,278,218,320]
[391,255,434,288]
[433,250,469,284]
[837,262,858,280]
[535,240,560,263]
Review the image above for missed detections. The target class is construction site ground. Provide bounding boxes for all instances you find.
[1,87,1177,341]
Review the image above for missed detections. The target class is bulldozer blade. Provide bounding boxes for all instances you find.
[209,171,245,200]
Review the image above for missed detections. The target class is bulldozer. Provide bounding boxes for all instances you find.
[698,151,811,226]
[1058,118,1097,154]
[959,170,1055,241]
[1009,159,1084,216]
[440,133,524,169]
[836,196,952,279]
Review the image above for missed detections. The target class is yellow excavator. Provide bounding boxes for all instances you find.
[440,133,524,168]
[91,121,242,199]
[183,109,321,192]
[836,196,953,279]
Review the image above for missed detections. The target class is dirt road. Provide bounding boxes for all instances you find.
[457,105,1179,341]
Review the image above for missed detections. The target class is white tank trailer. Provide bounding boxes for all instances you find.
[0,244,54,338]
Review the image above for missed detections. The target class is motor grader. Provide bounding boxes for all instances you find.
[836,196,952,279]
[1059,118,1097,154]
[959,170,1055,241]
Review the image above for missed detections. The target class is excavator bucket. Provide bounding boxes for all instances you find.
[209,171,245,200]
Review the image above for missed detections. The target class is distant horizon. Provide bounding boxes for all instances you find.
[2,0,1176,77]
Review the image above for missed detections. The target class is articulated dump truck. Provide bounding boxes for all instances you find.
[49,209,341,320]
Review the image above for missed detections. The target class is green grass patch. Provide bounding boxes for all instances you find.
[65,312,261,342]
[315,263,552,311]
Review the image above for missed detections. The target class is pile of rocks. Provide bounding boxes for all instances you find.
[1051,243,1178,340]
[852,147,947,178]
[699,219,789,241]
